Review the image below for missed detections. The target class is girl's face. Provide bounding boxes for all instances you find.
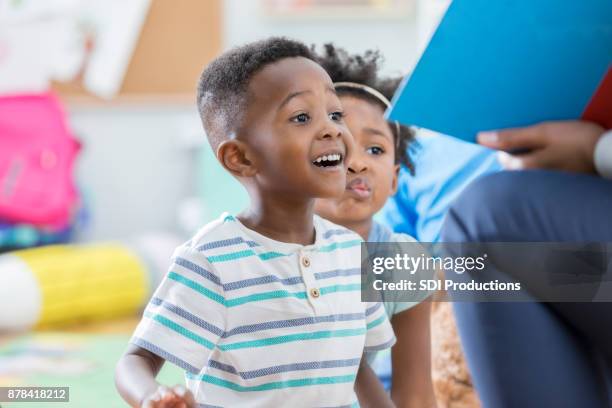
[314,95,399,230]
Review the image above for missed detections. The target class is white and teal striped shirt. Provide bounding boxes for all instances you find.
[131,213,395,407]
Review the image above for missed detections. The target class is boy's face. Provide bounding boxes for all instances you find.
[238,57,351,199]
[314,96,399,229]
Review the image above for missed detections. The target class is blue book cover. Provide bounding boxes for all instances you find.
[387,0,612,142]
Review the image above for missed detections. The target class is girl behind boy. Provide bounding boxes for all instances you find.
[314,44,438,408]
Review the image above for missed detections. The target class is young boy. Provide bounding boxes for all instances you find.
[114,37,395,408]
[314,45,438,408]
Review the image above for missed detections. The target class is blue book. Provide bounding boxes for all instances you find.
[387,0,612,142]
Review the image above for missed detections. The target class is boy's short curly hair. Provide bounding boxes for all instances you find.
[197,37,314,152]
[314,44,416,174]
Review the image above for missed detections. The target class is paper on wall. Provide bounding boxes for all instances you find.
[0,0,151,98]
[80,0,151,99]
[0,0,83,95]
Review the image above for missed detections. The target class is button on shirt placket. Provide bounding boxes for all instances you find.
[299,250,322,313]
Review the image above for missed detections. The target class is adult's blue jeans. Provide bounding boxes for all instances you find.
[441,170,612,408]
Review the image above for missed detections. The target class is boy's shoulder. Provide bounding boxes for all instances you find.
[175,213,249,259]
[314,215,363,243]
[188,213,240,247]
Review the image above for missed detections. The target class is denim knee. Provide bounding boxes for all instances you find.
[441,171,530,242]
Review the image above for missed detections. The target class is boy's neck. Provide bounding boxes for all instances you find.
[238,194,316,246]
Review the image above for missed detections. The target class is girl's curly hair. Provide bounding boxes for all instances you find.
[314,44,416,174]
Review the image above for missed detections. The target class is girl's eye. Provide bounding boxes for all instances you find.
[329,111,344,122]
[291,113,310,123]
[366,146,384,155]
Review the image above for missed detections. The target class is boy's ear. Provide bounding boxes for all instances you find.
[216,140,257,177]
[390,164,400,195]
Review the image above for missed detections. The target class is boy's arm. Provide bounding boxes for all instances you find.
[115,344,195,408]
[115,345,163,407]
[390,300,438,408]
[355,358,395,408]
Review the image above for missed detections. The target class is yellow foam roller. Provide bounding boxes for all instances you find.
[0,243,149,331]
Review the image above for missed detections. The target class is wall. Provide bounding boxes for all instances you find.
[224,0,418,77]
[223,0,450,75]
[69,104,202,241]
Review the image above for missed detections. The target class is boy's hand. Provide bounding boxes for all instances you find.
[141,385,196,408]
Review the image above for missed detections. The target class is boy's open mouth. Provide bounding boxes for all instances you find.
[312,152,344,168]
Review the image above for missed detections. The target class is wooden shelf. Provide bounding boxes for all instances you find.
[56,91,196,108]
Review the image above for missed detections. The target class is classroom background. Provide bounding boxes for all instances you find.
[0,1,453,407]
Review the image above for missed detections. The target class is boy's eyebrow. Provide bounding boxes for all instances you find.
[278,86,337,110]
[278,90,311,110]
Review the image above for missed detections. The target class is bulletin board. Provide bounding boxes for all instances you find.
[53,0,222,103]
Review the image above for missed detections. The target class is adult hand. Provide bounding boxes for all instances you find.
[477,121,606,173]
[141,385,196,408]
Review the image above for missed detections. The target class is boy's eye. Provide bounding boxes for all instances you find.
[329,111,344,122]
[291,113,310,123]
[366,146,385,155]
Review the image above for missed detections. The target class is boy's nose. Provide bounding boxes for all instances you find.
[318,122,344,140]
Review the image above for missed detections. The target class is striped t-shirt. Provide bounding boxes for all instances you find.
[131,213,395,407]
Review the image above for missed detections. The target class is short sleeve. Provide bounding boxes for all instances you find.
[379,170,419,239]
[363,302,396,353]
[383,232,435,310]
[130,246,226,374]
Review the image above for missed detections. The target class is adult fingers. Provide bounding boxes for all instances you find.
[497,150,549,170]
[478,123,550,151]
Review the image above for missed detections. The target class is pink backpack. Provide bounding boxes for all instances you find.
[0,93,80,228]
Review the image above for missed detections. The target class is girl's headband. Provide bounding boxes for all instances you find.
[333,81,401,149]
